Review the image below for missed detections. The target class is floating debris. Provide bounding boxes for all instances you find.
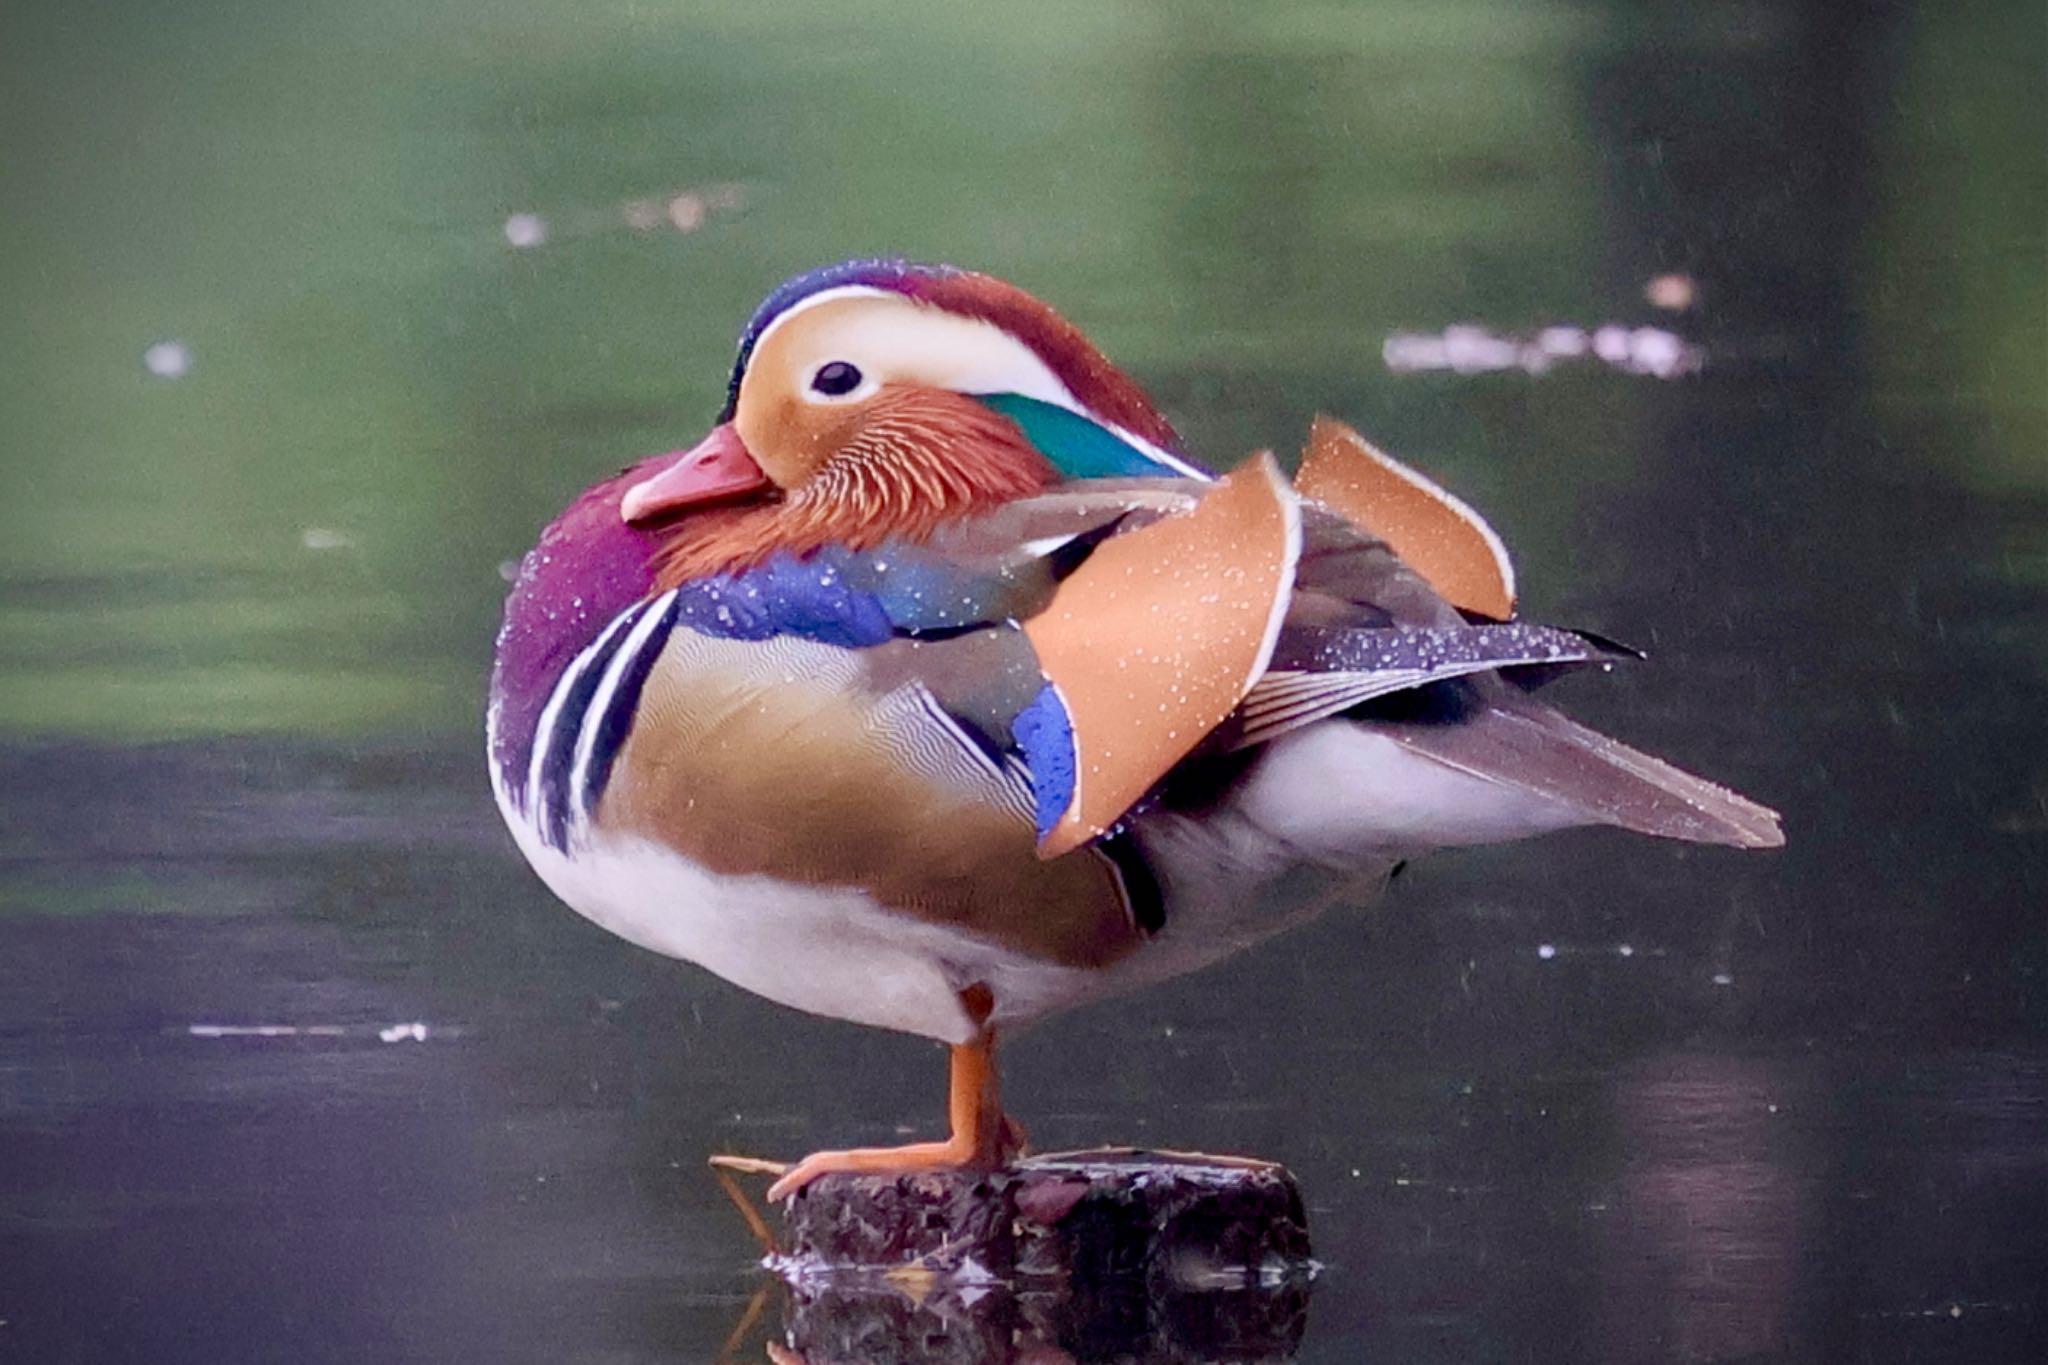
[1864,1299,2018,1321]
[1646,273,1698,310]
[1532,941,1664,961]
[186,1021,447,1042]
[503,213,548,248]
[299,527,354,551]
[189,1024,347,1038]
[662,192,706,232]
[625,183,746,234]
[143,340,191,378]
[624,183,747,233]
[512,183,747,251]
[1384,322,1703,379]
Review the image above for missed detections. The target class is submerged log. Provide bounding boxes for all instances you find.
[760,1149,1315,1364]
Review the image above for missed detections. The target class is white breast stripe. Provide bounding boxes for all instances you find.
[568,589,680,834]
[524,603,644,828]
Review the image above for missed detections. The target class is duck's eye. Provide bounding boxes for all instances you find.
[809,361,863,397]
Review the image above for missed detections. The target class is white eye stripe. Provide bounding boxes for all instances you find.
[748,284,1209,479]
[753,288,1081,413]
[749,285,896,352]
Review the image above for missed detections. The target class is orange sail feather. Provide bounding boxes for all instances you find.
[1295,415,1517,621]
[1023,455,1301,856]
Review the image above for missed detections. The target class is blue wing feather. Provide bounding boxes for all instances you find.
[1010,683,1079,840]
[673,543,1059,647]
[673,555,895,648]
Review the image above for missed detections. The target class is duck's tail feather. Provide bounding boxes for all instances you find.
[1384,693,1785,849]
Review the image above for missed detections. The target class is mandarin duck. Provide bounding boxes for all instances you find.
[488,259,1783,1199]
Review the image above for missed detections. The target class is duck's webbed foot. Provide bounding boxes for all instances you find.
[766,1019,1015,1202]
[766,1136,981,1202]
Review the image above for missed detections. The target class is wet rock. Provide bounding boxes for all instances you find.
[773,1149,1315,1363]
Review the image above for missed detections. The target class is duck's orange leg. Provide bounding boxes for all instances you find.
[767,1002,1017,1202]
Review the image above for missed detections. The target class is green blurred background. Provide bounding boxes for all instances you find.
[3,0,2038,742]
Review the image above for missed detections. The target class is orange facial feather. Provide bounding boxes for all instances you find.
[653,388,1057,588]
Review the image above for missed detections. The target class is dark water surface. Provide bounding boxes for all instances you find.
[2,2,2043,1362]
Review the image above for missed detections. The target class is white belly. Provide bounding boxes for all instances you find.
[483,571,1507,1046]
[485,719,1446,1044]
[492,771,1138,1042]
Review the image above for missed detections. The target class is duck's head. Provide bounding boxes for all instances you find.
[622,259,1203,577]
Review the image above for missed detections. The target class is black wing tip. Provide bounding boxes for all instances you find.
[1567,627,1648,662]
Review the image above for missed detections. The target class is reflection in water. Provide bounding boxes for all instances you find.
[1599,1054,1811,1363]
[758,1269,1310,1365]
[716,1153,1319,1364]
